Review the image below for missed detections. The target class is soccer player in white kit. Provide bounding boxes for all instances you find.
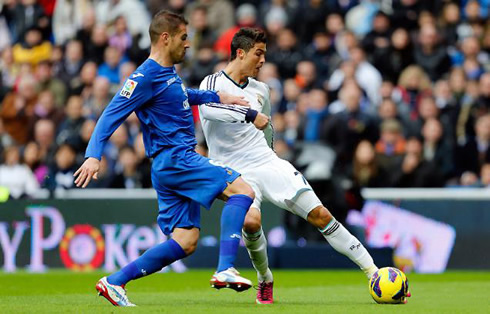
[199,28,379,304]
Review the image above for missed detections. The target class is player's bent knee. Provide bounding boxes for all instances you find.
[243,209,261,234]
[307,205,333,229]
[172,228,199,255]
[228,178,255,199]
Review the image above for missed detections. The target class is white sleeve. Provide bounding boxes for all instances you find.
[199,76,252,123]
[200,103,250,122]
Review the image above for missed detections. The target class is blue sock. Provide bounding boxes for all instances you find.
[217,194,253,272]
[107,239,186,286]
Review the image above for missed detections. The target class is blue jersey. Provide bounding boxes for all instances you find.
[85,58,219,160]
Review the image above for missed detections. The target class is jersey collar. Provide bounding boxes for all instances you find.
[221,70,249,89]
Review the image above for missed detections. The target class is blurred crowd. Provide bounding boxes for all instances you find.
[0,0,488,202]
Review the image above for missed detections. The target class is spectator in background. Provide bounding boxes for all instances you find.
[323,82,378,169]
[187,43,219,88]
[109,16,132,56]
[57,95,85,147]
[44,143,78,190]
[325,13,345,40]
[0,75,37,145]
[0,145,39,199]
[23,141,47,185]
[303,89,329,142]
[70,61,97,98]
[362,11,392,74]
[383,28,414,83]
[348,46,383,106]
[97,46,122,85]
[95,0,151,50]
[32,90,64,127]
[85,24,108,65]
[304,32,341,85]
[106,123,129,169]
[83,76,111,118]
[0,48,16,97]
[75,119,95,162]
[52,0,93,45]
[261,0,289,48]
[185,0,235,37]
[2,0,47,42]
[392,0,424,31]
[375,119,406,174]
[35,60,67,107]
[33,118,56,165]
[394,65,432,121]
[75,8,96,55]
[187,5,217,60]
[57,40,84,90]
[110,145,145,189]
[414,23,451,82]
[393,136,444,187]
[421,118,454,180]
[456,114,490,176]
[268,28,303,79]
[352,140,387,188]
[12,26,52,67]
[214,3,258,59]
[439,2,461,48]
[293,0,329,44]
[294,60,319,91]
[119,61,136,84]
[344,0,379,37]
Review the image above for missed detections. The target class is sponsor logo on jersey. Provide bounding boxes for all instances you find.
[120,79,138,99]
[132,73,144,78]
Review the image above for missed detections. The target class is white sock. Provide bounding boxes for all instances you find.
[319,218,378,279]
[242,228,273,283]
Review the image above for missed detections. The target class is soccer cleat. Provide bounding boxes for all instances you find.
[95,277,136,307]
[210,267,252,292]
[256,281,274,304]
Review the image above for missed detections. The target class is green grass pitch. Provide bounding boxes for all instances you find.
[0,270,489,313]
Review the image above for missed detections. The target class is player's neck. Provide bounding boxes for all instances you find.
[148,49,174,68]
[223,62,248,85]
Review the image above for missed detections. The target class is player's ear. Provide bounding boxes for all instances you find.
[237,49,245,59]
[160,32,170,44]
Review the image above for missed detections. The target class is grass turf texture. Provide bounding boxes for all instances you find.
[0,270,488,313]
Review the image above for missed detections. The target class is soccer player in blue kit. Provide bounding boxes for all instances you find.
[73,10,269,307]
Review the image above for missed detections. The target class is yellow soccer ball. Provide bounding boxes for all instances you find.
[369,267,410,304]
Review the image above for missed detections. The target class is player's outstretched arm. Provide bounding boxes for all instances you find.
[186,88,249,107]
[74,157,100,188]
[216,91,249,107]
[84,74,151,161]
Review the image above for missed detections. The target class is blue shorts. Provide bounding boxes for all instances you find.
[151,149,240,235]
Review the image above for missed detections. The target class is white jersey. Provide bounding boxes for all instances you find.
[199,71,276,171]
[199,71,321,216]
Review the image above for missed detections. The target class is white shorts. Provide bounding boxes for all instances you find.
[238,157,322,220]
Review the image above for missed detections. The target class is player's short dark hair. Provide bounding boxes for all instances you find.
[230,28,267,61]
[149,10,188,45]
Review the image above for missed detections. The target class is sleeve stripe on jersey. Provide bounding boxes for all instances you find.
[204,103,248,115]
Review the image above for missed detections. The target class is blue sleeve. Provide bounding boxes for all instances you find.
[186,88,219,106]
[85,77,152,160]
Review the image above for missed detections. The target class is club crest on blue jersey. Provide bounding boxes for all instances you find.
[181,84,190,109]
[120,79,138,99]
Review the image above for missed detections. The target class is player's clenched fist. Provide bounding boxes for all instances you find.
[74,157,100,188]
[253,112,269,130]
